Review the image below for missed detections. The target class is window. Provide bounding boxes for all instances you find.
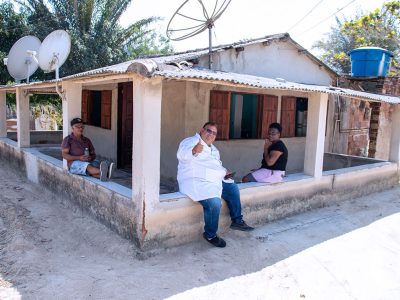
[210,91,277,140]
[209,91,307,140]
[81,90,112,129]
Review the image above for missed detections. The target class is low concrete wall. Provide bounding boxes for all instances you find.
[1,137,399,250]
[147,163,399,249]
[323,152,383,170]
[0,138,138,245]
[7,130,63,144]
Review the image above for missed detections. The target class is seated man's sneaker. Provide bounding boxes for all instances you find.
[108,162,115,179]
[203,233,226,248]
[230,221,254,231]
[99,161,108,182]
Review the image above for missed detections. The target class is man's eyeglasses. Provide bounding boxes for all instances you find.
[74,125,85,129]
[205,128,217,136]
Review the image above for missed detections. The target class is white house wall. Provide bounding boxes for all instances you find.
[160,79,310,180]
[197,41,334,86]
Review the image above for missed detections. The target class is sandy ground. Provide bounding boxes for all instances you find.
[1,163,400,300]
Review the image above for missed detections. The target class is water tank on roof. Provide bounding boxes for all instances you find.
[348,47,393,77]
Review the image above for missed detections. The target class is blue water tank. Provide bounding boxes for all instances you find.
[348,47,393,77]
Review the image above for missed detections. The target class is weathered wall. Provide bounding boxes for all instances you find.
[160,80,187,182]
[160,80,310,180]
[198,40,334,85]
[2,138,398,250]
[325,96,371,157]
[0,139,138,245]
[215,137,306,178]
[145,162,399,249]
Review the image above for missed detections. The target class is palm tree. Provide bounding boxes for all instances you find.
[16,0,171,76]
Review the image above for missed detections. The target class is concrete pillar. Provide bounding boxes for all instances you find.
[16,87,30,147]
[131,77,162,245]
[0,91,6,138]
[389,104,400,163]
[304,92,328,177]
[62,82,82,168]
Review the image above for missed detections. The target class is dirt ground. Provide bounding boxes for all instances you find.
[1,163,400,300]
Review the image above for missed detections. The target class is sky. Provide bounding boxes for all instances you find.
[119,0,389,55]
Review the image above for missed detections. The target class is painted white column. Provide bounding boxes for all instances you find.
[389,104,400,163]
[131,77,162,243]
[16,87,30,147]
[304,92,328,177]
[62,82,82,169]
[0,91,7,137]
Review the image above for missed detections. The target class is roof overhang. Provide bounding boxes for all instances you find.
[1,60,399,104]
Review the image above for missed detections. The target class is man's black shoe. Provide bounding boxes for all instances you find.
[203,233,226,248]
[230,221,254,231]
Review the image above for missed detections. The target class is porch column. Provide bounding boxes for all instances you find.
[16,87,30,147]
[62,82,82,169]
[389,104,400,163]
[304,92,328,177]
[0,91,6,137]
[131,77,162,244]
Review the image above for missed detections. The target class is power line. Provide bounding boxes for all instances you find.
[297,0,357,36]
[287,0,326,32]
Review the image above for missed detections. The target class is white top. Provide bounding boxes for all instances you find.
[177,133,229,201]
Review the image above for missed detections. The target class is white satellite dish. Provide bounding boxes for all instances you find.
[38,30,71,79]
[6,35,41,83]
[167,0,232,68]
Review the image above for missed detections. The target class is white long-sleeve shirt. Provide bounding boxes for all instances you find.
[177,133,227,201]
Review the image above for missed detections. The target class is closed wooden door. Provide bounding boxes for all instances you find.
[118,82,133,170]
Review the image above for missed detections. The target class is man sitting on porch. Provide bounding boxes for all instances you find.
[61,118,113,181]
[177,121,254,248]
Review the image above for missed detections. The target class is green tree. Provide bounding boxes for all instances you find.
[0,2,30,83]
[313,1,400,74]
[3,0,172,81]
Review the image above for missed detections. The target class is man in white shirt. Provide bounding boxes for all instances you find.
[177,122,254,248]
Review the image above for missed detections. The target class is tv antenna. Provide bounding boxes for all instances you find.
[167,0,232,68]
[38,30,71,79]
[5,36,41,83]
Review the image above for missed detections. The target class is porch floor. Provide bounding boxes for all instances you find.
[35,146,178,194]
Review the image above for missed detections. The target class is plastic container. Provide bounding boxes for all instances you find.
[348,47,393,77]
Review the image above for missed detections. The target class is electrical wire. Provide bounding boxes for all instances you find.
[297,0,357,35]
[287,0,326,32]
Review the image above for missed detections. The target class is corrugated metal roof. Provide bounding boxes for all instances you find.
[61,60,135,79]
[154,68,400,104]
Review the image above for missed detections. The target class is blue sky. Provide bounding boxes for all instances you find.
[120,0,389,54]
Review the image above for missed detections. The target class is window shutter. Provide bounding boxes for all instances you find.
[257,95,278,138]
[281,96,296,137]
[81,90,90,123]
[209,91,230,140]
[101,90,112,129]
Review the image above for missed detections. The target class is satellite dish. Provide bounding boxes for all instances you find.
[167,0,232,68]
[38,30,71,79]
[6,35,41,83]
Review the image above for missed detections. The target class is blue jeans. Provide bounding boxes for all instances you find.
[199,182,243,239]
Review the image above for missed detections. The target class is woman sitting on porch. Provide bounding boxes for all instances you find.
[242,122,288,183]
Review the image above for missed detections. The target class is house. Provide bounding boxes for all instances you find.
[0,33,399,249]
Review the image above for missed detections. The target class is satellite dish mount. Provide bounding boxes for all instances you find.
[167,0,232,69]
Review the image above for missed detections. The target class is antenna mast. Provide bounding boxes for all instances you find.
[167,0,232,69]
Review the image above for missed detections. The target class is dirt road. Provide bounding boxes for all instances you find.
[1,163,400,299]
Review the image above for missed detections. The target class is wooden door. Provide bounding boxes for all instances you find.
[257,94,278,139]
[209,90,230,140]
[118,82,133,170]
[281,96,296,137]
